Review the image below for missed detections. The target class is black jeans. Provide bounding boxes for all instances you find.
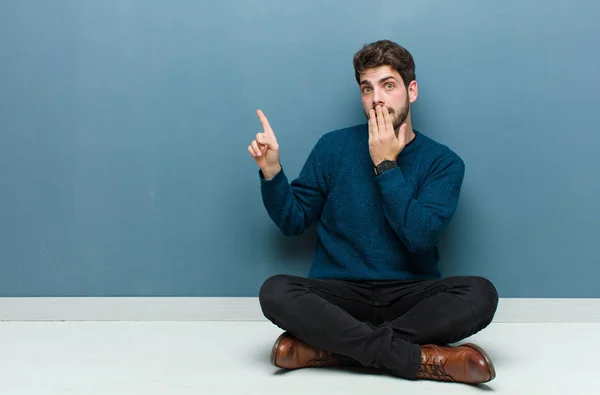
[259,274,499,379]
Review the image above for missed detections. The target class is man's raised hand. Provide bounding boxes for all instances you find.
[248,110,281,179]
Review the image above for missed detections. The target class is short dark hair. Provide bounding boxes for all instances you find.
[353,40,416,87]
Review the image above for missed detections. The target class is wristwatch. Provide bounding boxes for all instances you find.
[374,160,397,176]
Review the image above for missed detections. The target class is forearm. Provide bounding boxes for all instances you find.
[260,166,323,236]
[375,165,463,252]
[258,134,330,236]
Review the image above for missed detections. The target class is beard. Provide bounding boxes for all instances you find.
[365,94,410,137]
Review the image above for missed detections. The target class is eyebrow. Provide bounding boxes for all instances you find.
[359,76,399,86]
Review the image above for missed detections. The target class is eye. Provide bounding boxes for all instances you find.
[361,86,372,94]
[385,83,395,90]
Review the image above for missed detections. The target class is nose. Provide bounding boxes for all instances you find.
[372,89,384,108]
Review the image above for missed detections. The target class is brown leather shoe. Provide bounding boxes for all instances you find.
[416,343,496,384]
[270,332,343,369]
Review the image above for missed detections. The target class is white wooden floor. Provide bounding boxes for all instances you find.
[0,321,597,395]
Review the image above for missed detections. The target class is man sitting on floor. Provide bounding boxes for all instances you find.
[247,39,498,384]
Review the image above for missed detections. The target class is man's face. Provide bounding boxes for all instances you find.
[359,65,415,131]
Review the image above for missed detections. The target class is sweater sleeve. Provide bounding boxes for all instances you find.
[374,153,465,252]
[259,136,329,236]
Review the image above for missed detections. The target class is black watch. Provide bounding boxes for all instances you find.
[374,160,397,176]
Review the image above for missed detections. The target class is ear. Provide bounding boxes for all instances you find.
[407,80,418,103]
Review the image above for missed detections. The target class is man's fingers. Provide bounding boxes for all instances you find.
[382,106,391,124]
[256,109,274,136]
[256,132,273,147]
[376,106,387,136]
[251,140,265,157]
[368,109,377,138]
[382,106,395,135]
[248,145,263,158]
[249,141,259,157]
[255,132,278,152]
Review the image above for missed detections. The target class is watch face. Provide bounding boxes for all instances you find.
[376,160,396,175]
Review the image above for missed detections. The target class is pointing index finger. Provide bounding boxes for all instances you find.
[256,109,274,135]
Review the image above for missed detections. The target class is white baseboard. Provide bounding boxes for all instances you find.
[1,297,599,323]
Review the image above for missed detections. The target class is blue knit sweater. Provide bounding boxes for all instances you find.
[259,123,465,281]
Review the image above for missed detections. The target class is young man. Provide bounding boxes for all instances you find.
[247,39,498,384]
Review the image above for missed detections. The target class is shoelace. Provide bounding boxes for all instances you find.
[308,348,340,365]
[419,356,453,381]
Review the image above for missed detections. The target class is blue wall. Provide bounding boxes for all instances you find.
[1,1,598,297]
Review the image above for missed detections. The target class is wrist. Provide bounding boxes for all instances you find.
[374,159,393,166]
[373,159,397,176]
[261,164,282,180]
[373,155,398,166]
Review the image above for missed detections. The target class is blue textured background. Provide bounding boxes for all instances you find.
[1,1,598,296]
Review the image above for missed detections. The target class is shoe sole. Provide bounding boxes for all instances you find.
[270,332,289,367]
[461,343,496,382]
